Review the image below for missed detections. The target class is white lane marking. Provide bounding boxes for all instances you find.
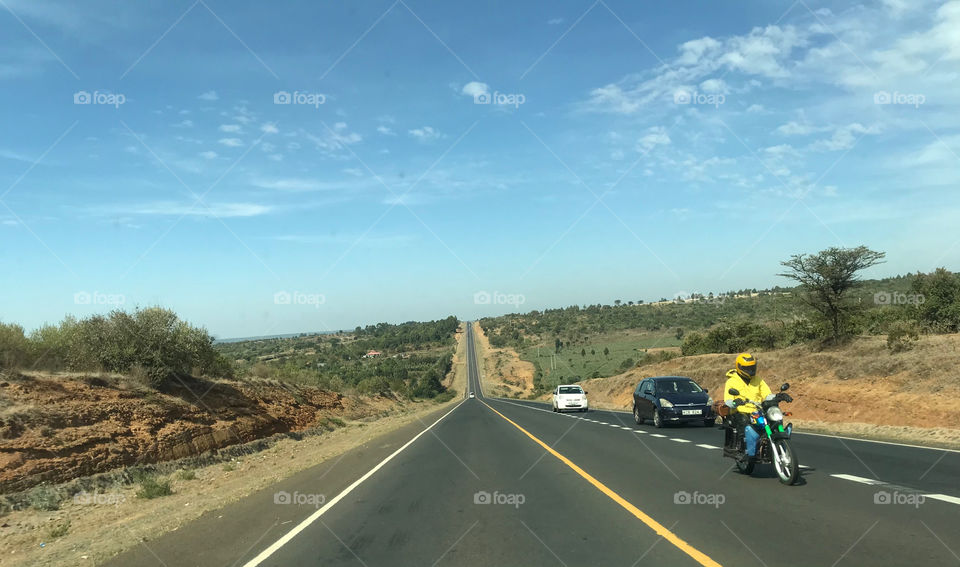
[799,465,810,469]
[830,473,884,485]
[796,430,960,453]
[671,439,691,443]
[634,430,646,434]
[696,444,719,449]
[620,426,633,430]
[926,494,960,505]
[650,434,667,438]
[242,400,466,566]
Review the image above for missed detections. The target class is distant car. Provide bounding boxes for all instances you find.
[632,376,714,428]
[553,385,588,413]
[469,392,475,398]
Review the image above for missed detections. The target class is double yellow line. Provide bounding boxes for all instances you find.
[481,400,722,567]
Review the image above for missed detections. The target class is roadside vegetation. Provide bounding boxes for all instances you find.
[479,246,960,395]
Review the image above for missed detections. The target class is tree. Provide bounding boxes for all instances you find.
[911,268,960,332]
[615,299,622,307]
[779,246,885,342]
[580,348,586,357]
[603,347,610,357]
[675,327,684,341]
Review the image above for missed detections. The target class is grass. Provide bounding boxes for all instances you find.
[521,331,681,389]
[222,463,236,472]
[176,469,196,481]
[46,520,70,539]
[135,477,173,499]
[28,486,61,511]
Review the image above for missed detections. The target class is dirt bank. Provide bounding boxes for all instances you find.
[473,323,534,397]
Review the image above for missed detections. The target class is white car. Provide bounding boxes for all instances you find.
[469,392,475,398]
[552,385,588,413]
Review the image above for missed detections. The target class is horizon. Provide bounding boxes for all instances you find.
[2,0,959,338]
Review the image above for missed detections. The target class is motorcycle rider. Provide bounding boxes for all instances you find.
[723,353,771,461]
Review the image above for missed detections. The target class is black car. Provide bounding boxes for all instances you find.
[632,376,715,428]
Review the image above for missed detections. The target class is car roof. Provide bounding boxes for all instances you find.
[557,384,583,388]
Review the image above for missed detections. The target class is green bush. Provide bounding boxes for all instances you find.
[136,477,173,499]
[886,320,920,353]
[4,308,233,386]
[0,322,30,370]
[910,268,960,332]
[681,321,784,355]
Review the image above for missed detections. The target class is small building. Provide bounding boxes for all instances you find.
[363,350,382,358]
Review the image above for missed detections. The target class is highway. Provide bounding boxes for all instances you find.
[107,323,960,566]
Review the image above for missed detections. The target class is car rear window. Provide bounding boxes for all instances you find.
[558,387,583,394]
[655,380,703,394]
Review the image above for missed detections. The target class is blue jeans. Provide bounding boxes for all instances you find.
[745,425,760,457]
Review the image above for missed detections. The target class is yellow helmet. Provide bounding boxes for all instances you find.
[735,353,757,380]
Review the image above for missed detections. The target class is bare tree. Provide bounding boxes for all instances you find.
[779,246,885,342]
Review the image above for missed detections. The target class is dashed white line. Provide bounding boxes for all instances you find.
[696,444,720,449]
[620,426,632,430]
[830,473,884,485]
[671,439,691,443]
[650,434,667,438]
[634,430,646,434]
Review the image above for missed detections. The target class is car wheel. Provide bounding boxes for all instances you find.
[633,404,643,425]
[653,410,663,428]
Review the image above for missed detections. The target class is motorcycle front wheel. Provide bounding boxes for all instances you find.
[773,439,800,485]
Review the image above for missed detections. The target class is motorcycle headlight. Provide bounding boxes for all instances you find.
[707,396,714,405]
[659,398,674,408]
[766,406,784,421]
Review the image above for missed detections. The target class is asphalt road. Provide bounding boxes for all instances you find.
[106,324,960,566]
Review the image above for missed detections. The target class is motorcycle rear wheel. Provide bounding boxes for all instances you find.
[773,439,800,485]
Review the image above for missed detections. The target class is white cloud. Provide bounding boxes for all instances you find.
[261,123,279,134]
[637,126,671,151]
[408,126,443,141]
[809,123,881,151]
[746,104,765,113]
[377,125,395,136]
[547,17,564,25]
[123,201,270,218]
[219,124,241,133]
[198,90,219,101]
[173,119,193,128]
[461,81,489,99]
[342,167,364,177]
[218,138,243,147]
[199,151,217,159]
[776,120,826,136]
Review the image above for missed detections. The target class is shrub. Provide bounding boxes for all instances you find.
[0,322,30,370]
[136,477,173,499]
[618,358,635,371]
[177,469,197,481]
[911,268,960,333]
[28,485,61,511]
[47,520,71,539]
[886,320,920,353]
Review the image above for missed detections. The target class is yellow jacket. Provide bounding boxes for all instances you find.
[724,369,772,414]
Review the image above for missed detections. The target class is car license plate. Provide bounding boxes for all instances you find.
[682,409,701,415]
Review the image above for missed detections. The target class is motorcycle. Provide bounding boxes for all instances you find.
[721,382,800,485]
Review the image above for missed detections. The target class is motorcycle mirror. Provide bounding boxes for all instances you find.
[728,388,740,396]
[780,383,790,391]
[703,388,709,393]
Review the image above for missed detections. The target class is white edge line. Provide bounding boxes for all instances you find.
[926,494,960,505]
[242,399,466,567]
[830,473,884,485]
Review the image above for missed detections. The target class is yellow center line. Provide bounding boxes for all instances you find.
[481,400,722,567]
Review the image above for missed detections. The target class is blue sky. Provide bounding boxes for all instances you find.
[1,0,958,338]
